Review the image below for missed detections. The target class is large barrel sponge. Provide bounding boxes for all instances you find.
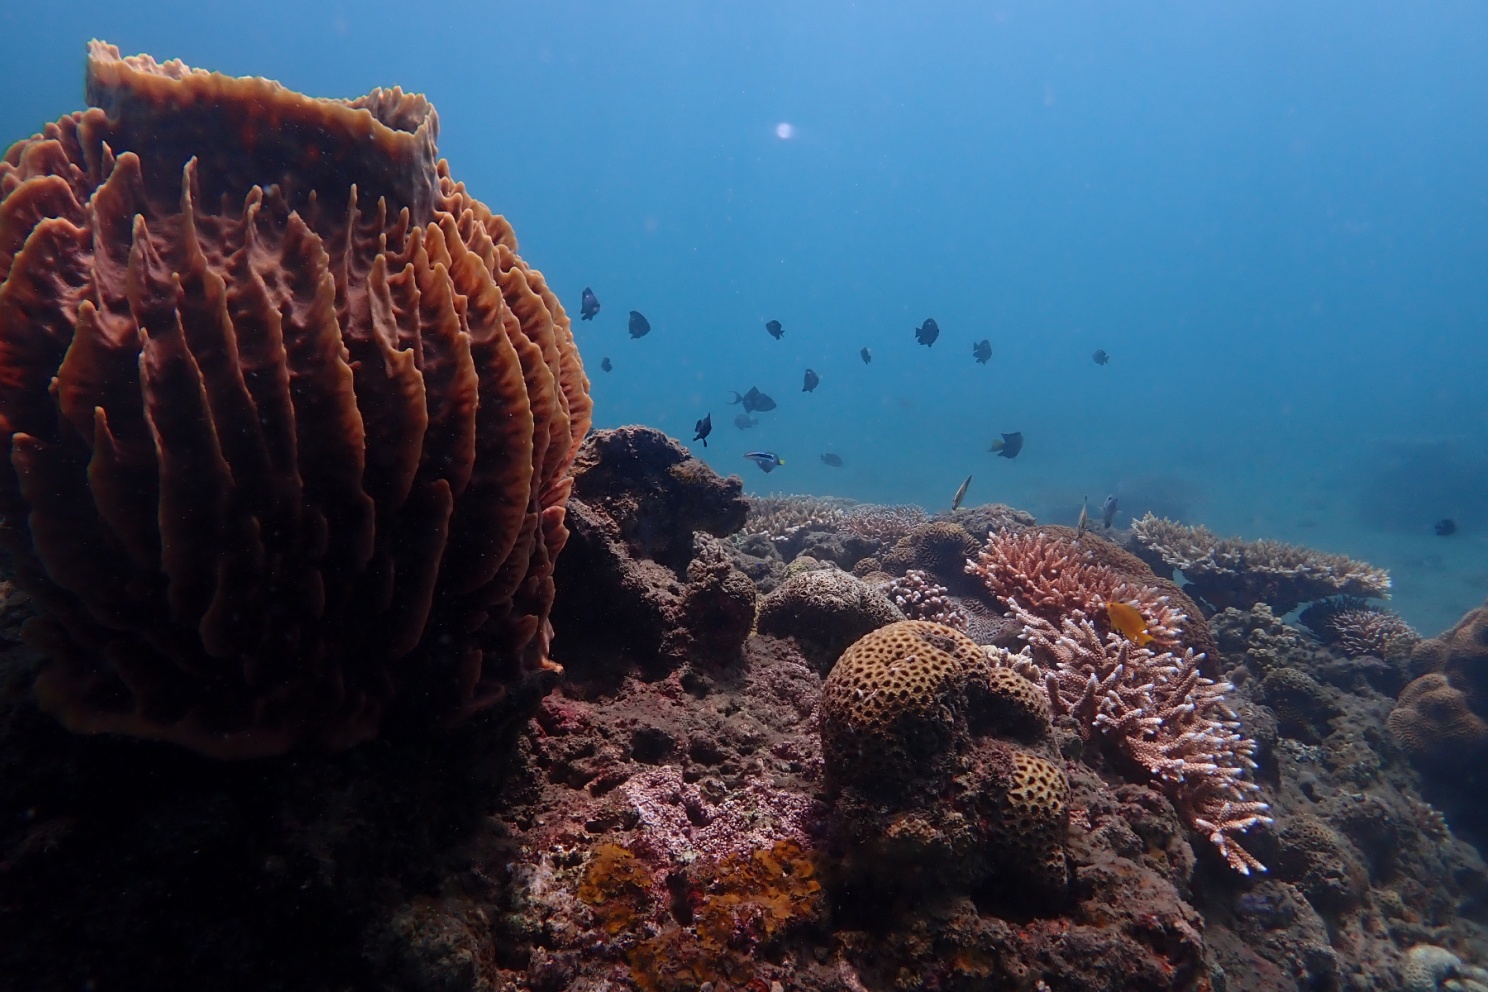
[821,621,1068,894]
[0,43,590,756]
[756,567,903,668]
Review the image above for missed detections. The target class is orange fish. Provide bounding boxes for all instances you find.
[1106,601,1154,647]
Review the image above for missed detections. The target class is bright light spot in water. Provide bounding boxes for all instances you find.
[775,122,794,139]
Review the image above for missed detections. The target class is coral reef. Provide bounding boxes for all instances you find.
[755,567,903,668]
[820,620,1070,894]
[838,502,929,547]
[738,495,926,571]
[7,491,1488,991]
[1410,595,1488,683]
[568,425,747,570]
[0,43,590,755]
[1332,609,1421,659]
[1130,514,1392,615]
[882,569,968,630]
[935,501,1036,538]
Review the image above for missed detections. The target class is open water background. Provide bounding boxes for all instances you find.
[2,1,1485,632]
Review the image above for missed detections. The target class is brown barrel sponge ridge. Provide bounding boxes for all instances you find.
[0,42,590,757]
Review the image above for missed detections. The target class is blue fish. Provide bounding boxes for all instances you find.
[744,451,785,473]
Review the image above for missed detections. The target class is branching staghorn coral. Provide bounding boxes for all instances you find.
[885,570,968,631]
[1131,514,1391,614]
[965,530,1187,650]
[997,599,1271,874]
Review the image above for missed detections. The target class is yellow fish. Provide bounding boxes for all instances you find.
[1106,601,1154,647]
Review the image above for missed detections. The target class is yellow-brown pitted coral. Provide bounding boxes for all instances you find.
[821,621,1069,895]
[820,620,996,784]
[993,751,1070,890]
[0,42,590,756]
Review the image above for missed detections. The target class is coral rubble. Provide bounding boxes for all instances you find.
[0,43,589,755]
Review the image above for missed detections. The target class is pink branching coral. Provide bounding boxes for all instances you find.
[885,570,968,631]
[1331,609,1420,659]
[1000,599,1271,874]
[966,530,1186,650]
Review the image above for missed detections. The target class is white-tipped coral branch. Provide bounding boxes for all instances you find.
[998,599,1272,874]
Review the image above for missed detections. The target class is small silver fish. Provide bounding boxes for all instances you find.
[1077,496,1090,537]
[952,474,972,510]
[744,451,785,473]
[1102,495,1118,529]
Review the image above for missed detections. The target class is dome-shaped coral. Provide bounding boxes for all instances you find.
[821,621,1068,895]
[0,43,590,756]
[1388,672,1488,767]
[881,520,978,579]
[756,567,902,668]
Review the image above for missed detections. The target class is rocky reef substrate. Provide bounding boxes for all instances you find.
[3,427,1487,992]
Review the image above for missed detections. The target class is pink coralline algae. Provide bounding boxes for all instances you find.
[885,569,968,630]
[1002,599,1271,874]
[617,765,820,867]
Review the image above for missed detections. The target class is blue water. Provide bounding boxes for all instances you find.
[3,1,1485,633]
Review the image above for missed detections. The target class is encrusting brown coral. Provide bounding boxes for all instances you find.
[0,43,589,756]
[1131,513,1391,614]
